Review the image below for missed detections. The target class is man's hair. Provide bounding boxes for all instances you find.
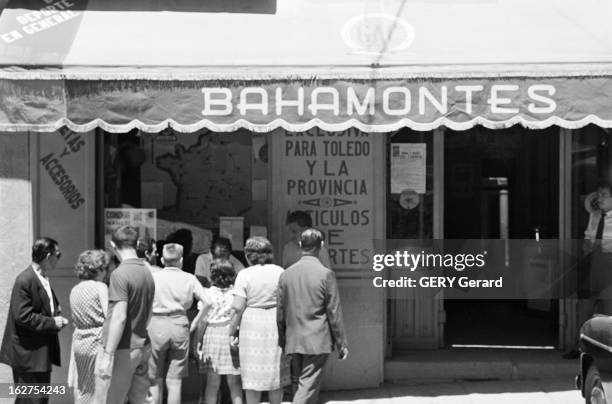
[112,226,139,250]
[163,243,183,266]
[32,237,59,263]
[597,180,612,195]
[212,237,233,255]
[136,238,156,258]
[286,210,313,228]
[244,237,274,265]
[210,258,236,289]
[299,228,323,253]
[75,250,110,280]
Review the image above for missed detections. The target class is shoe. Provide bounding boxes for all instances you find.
[562,350,579,359]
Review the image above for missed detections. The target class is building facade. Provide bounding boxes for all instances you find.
[1,0,612,394]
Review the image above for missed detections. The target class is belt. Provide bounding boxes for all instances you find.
[152,311,186,317]
[207,320,232,327]
[247,305,276,310]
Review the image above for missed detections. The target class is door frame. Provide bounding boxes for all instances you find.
[433,128,445,347]
[559,128,572,350]
[386,128,445,352]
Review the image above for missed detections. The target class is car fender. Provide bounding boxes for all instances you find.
[580,343,612,400]
[578,353,593,395]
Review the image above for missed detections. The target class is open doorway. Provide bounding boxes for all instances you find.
[443,126,559,347]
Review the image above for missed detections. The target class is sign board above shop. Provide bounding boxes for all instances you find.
[0,0,612,132]
[2,77,612,133]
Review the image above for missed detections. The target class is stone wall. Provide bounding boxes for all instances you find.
[0,133,33,387]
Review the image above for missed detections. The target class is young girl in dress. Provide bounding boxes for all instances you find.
[195,258,242,404]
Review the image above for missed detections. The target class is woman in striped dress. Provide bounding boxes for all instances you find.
[230,237,290,404]
[68,250,110,404]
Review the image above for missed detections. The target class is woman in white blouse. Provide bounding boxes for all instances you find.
[229,237,290,404]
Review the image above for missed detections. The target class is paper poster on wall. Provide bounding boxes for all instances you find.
[104,208,157,247]
[220,216,244,251]
[278,128,375,270]
[250,225,268,238]
[391,143,427,194]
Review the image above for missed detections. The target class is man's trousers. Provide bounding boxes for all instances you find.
[290,353,329,404]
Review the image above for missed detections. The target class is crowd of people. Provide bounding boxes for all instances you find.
[0,211,348,404]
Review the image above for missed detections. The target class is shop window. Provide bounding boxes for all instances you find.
[570,125,612,320]
[100,128,268,265]
[571,125,612,238]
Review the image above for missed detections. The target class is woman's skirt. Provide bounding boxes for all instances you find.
[239,307,290,391]
[200,322,240,375]
[70,328,103,404]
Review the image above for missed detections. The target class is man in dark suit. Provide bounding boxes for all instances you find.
[277,228,348,404]
[0,237,69,403]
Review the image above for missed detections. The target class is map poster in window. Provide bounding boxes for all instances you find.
[391,143,427,194]
[104,208,157,247]
[141,181,164,210]
[142,131,252,229]
[220,216,245,251]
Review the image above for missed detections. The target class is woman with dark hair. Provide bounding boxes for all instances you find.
[195,237,245,285]
[230,237,289,404]
[193,259,242,404]
[68,250,111,404]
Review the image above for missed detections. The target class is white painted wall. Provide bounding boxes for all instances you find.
[0,133,33,388]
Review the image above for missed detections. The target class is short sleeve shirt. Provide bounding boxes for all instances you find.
[103,258,155,349]
[199,286,234,325]
[232,264,284,308]
[152,267,206,314]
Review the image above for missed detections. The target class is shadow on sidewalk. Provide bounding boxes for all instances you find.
[320,378,581,403]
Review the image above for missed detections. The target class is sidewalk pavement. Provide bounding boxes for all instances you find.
[318,378,583,404]
[28,376,581,404]
[179,377,583,404]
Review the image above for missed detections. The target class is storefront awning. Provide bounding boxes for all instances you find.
[1,0,612,133]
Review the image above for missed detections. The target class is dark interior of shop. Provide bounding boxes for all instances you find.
[443,126,559,347]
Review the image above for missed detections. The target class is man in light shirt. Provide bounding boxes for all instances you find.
[584,182,612,311]
[148,243,210,404]
[584,183,612,252]
[0,237,69,403]
[281,211,332,269]
[565,181,612,359]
